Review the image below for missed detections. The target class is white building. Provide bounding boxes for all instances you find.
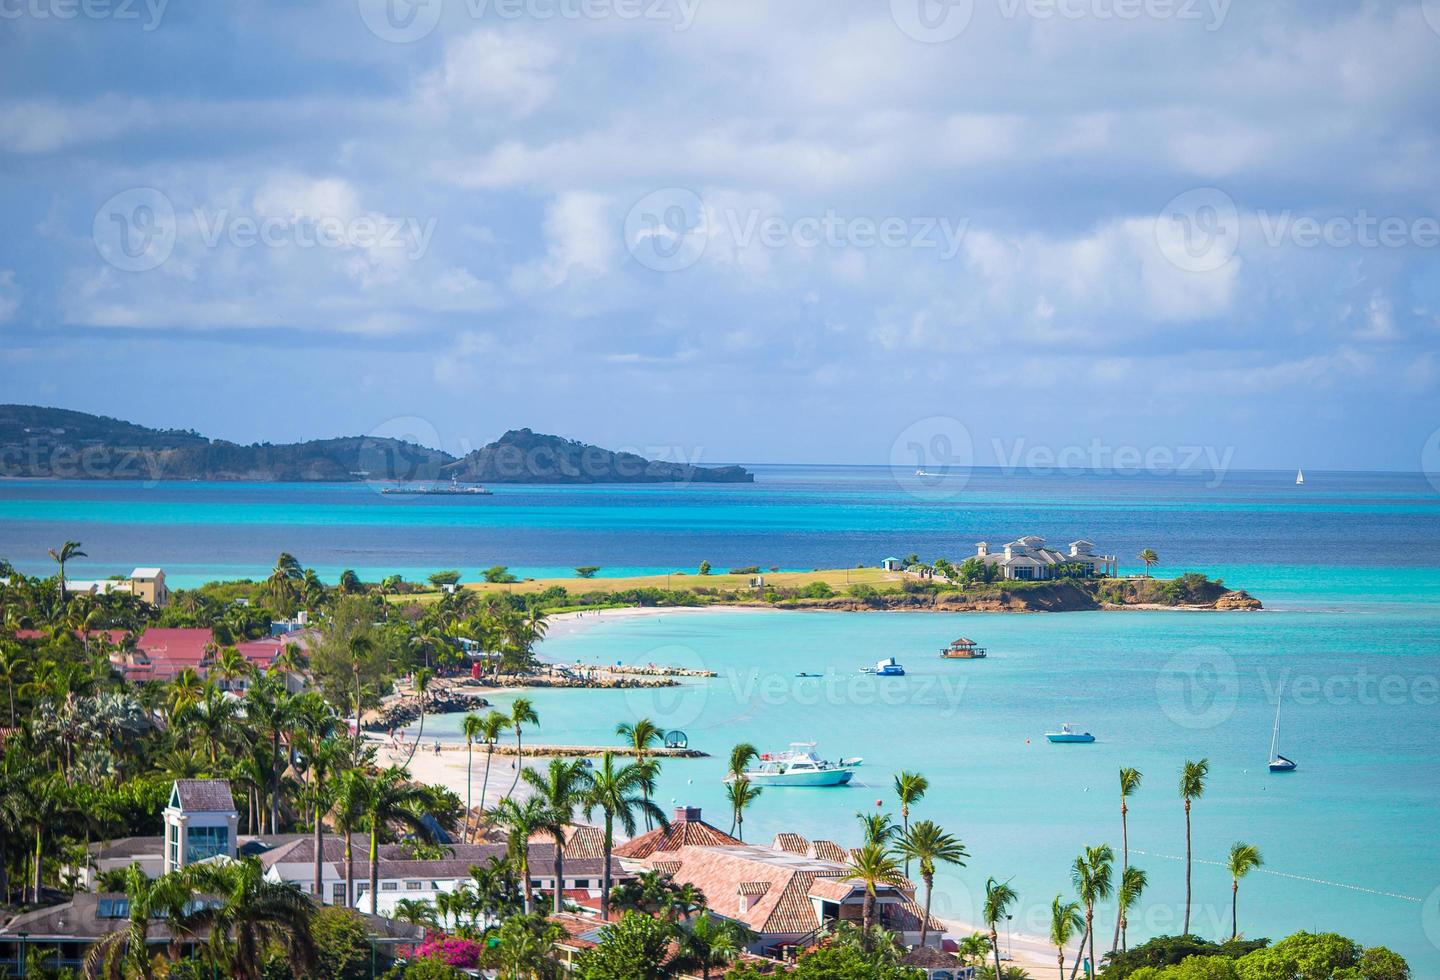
[974,536,1117,580]
[162,780,239,874]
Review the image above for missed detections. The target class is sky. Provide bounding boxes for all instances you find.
[1,0,1438,472]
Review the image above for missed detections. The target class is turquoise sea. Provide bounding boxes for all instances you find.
[2,467,1439,969]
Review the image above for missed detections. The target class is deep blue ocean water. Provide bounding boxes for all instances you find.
[2,466,1439,969]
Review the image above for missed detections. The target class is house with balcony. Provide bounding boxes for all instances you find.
[973,536,1116,580]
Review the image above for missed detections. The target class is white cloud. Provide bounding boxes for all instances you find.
[511,192,615,290]
[0,271,19,323]
[418,31,558,117]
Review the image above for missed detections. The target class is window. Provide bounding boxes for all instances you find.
[185,825,229,864]
[167,825,179,868]
[573,879,591,889]
[381,882,398,892]
[332,883,347,904]
[406,881,424,891]
[98,899,131,919]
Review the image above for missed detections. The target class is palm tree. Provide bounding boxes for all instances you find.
[856,810,898,847]
[895,819,967,947]
[49,540,86,601]
[346,635,372,745]
[1137,549,1159,577]
[0,644,22,728]
[362,766,435,915]
[84,863,194,980]
[472,710,508,841]
[841,843,907,947]
[28,772,70,900]
[893,770,929,877]
[616,717,664,829]
[1048,895,1084,980]
[330,768,368,909]
[264,553,304,616]
[184,682,241,764]
[584,751,667,921]
[391,897,437,929]
[1115,866,1147,953]
[461,712,485,838]
[1227,842,1263,940]
[490,795,550,913]
[400,667,433,769]
[167,668,203,718]
[674,911,754,979]
[983,877,1019,980]
[521,758,595,913]
[244,673,295,834]
[1112,766,1142,952]
[179,858,316,980]
[505,697,540,798]
[724,776,761,842]
[1180,758,1209,935]
[1070,844,1114,980]
[725,744,759,835]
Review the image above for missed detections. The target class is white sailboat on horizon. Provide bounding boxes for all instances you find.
[1295,468,1305,485]
[1269,685,1298,773]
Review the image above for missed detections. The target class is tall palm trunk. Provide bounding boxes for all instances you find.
[1231,879,1239,940]
[1058,950,1066,980]
[552,833,566,914]
[507,728,524,797]
[600,815,614,921]
[1112,800,1128,952]
[1183,798,1193,935]
[475,745,495,842]
[1069,926,1089,980]
[1088,904,1098,978]
[369,826,381,915]
[992,926,1004,980]
[464,738,475,842]
[402,692,425,769]
[312,796,325,901]
[861,892,875,947]
[343,830,353,909]
[33,826,43,902]
[918,872,934,946]
[269,731,281,833]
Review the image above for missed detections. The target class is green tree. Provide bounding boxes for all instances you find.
[893,770,929,876]
[522,758,595,913]
[1138,549,1159,577]
[428,570,462,587]
[1072,844,1115,979]
[489,912,565,979]
[49,540,87,601]
[1115,865,1148,954]
[1234,931,1408,980]
[305,906,383,980]
[724,776,761,841]
[841,842,907,944]
[983,877,1019,980]
[469,710,507,841]
[856,810,899,847]
[1226,842,1264,940]
[1049,894,1084,980]
[575,911,676,980]
[584,751,666,922]
[180,857,316,980]
[1113,766,1143,952]
[574,567,601,578]
[1180,759,1209,935]
[361,766,437,914]
[673,911,754,979]
[505,697,540,798]
[616,718,663,829]
[83,863,193,980]
[400,667,434,769]
[490,795,551,913]
[894,819,967,947]
[698,560,711,576]
[483,566,518,584]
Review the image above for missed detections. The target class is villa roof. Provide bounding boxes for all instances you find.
[614,806,740,859]
[902,946,962,968]
[527,823,607,861]
[131,567,164,579]
[172,779,236,813]
[808,840,847,863]
[772,833,809,855]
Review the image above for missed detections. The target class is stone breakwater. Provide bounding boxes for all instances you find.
[368,690,490,730]
[600,665,719,678]
[484,674,681,690]
[438,743,709,759]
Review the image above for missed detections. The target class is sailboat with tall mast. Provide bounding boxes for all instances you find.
[1295,468,1305,485]
[1269,686,1298,772]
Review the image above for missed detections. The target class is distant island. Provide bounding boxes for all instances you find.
[0,405,754,484]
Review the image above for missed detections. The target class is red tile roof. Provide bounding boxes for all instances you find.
[613,807,740,859]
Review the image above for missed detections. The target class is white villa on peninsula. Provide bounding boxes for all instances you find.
[974,536,1117,579]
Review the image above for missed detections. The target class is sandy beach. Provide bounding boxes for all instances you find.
[540,604,758,643]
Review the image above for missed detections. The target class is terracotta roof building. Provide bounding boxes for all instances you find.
[614,806,741,860]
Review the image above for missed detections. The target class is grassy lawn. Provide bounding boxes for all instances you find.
[461,566,905,596]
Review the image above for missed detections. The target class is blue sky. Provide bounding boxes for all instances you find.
[1,1,1438,471]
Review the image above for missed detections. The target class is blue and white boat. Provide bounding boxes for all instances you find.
[859,657,906,677]
[1045,724,1095,744]
[1268,695,1298,772]
[729,743,862,787]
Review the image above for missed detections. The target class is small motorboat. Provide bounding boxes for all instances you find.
[728,743,860,787]
[1045,724,1095,744]
[859,657,906,677]
[795,672,822,678]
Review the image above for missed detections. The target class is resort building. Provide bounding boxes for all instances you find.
[973,536,1117,580]
[163,779,239,873]
[621,821,942,956]
[62,567,169,607]
[613,805,742,863]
